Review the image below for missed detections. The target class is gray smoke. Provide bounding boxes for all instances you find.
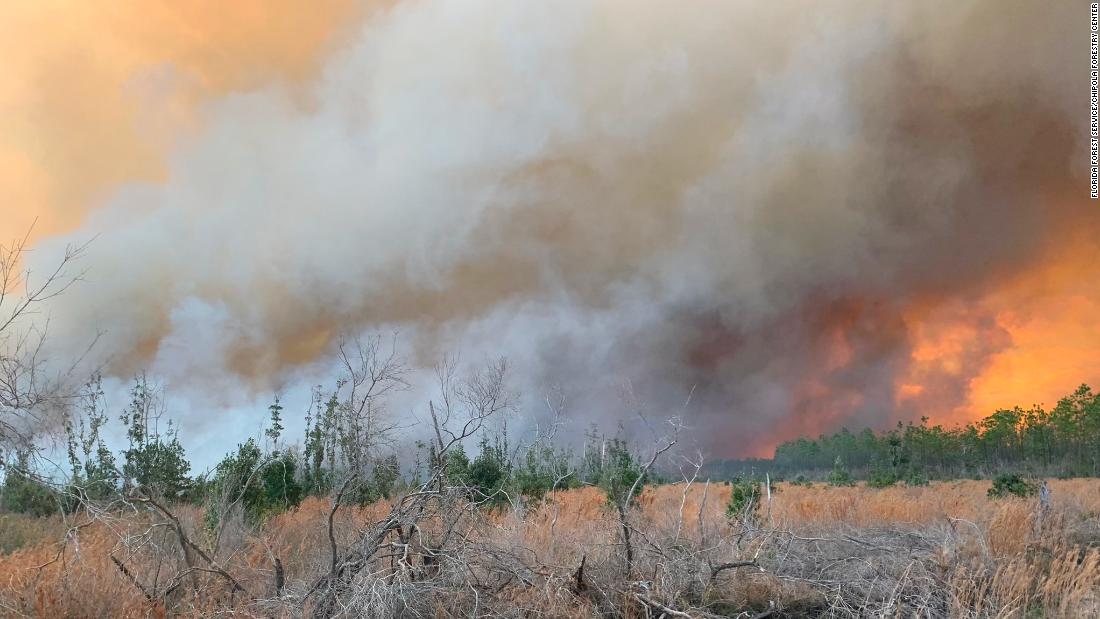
[29,0,1092,458]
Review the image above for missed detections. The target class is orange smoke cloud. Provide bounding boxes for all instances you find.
[12,0,1097,459]
[730,205,1099,458]
[758,221,1100,457]
[905,231,1100,426]
[0,0,366,241]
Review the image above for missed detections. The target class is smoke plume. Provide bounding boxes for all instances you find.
[26,0,1096,457]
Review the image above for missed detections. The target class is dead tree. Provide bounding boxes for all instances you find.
[614,429,677,577]
[306,357,512,618]
[0,223,92,455]
[608,383,686,578]
[334,333,408,473]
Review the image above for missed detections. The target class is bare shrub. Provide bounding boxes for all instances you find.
[2,480,1100,617]
[0,225,92,455]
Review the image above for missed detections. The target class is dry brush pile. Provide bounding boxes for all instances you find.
[1,479,1098,618]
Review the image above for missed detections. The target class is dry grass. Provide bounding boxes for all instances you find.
[0,513,68,555]
[1,480,1098,617]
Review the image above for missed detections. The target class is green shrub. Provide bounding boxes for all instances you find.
[726,477,761,520]
[514,444,576,500]
[367,455,401,500]
[598,438,646,507]
[988,474,1038,499]
[904,470,929,487]
[443,444,470,486]
[1,455,62,517]
[467,453,506,499]
[827,458,855,487]
[867,468,897,488]
[206,440,304,529]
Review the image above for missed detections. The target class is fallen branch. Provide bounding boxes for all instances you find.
[111,555,156,604]
[710,560,761,583]
[130,489,249,597]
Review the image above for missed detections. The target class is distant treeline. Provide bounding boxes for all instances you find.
[708,384,1100,482]
[5,377,1099,519]
[0,374,660,520]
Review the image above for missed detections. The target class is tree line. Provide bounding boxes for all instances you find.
[709,383,1100,484]
[0,361,658,527]
[6,378,1100,519]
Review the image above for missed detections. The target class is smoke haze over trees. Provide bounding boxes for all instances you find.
[7,0,1095,460]
[709,384,1100,483]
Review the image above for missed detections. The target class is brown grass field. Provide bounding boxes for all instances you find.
[1,480,1098,617]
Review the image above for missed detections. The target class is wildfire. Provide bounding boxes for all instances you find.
[0,0,1092,462]
[901,231,1100,427]
[746,225,1099,457]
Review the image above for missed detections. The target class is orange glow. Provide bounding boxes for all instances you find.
[0,0,366,242]
[747,224,1098,456]
[964,241,1100,417]
[901,232,1100,427]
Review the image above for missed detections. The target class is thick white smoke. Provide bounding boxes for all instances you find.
[29,0,1090,460]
